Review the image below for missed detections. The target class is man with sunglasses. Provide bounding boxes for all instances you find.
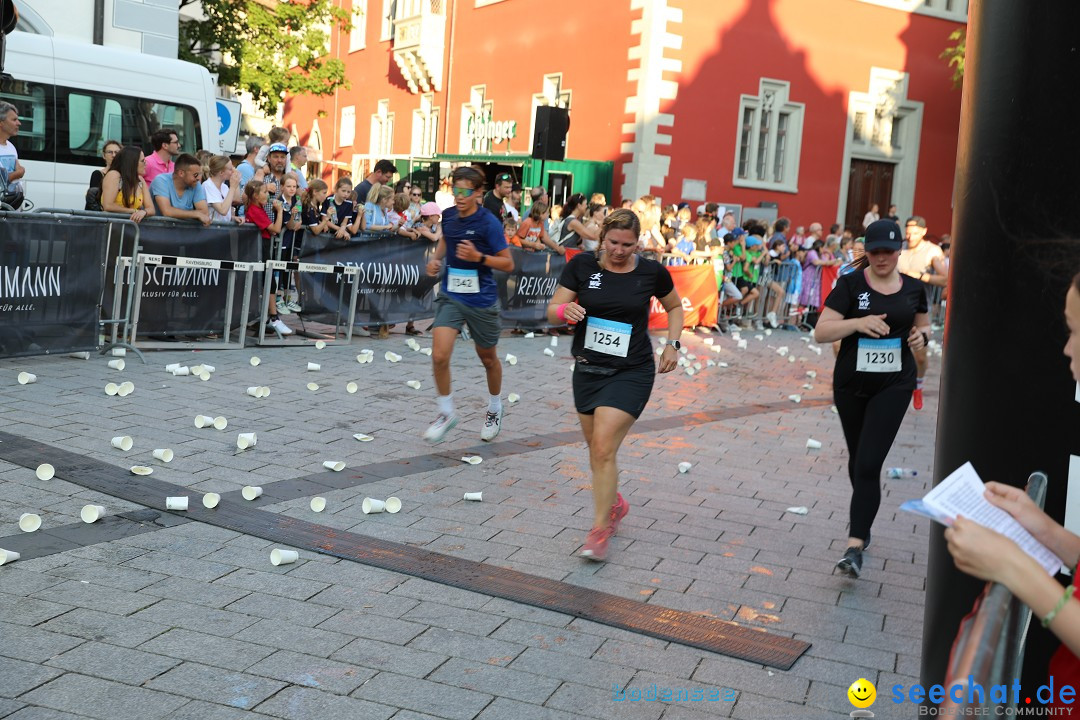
[424,166,515,443]
[482,171,513,221]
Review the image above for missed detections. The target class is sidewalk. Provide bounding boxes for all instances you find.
[0,327,937,719]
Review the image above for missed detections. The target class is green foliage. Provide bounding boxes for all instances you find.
[940,28,966,90]
[179,0,354,114]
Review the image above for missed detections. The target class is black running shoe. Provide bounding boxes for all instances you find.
[863,531,871,551]
[836,547,863,578]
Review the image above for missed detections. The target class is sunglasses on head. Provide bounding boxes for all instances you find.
[452,187,476,197]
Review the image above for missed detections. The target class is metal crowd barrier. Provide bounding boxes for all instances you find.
[258,260,360,345]
[940,472,1046,715]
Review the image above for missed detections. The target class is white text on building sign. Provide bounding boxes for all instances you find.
[466,112,517,149]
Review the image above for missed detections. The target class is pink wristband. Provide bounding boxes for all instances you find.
[556,303,568,322]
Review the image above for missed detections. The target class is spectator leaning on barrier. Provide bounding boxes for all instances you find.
[255,143,289,222]
[201,155,242,223]
[101,145,154,223]
[301,178,330,237]
[362,184,395,234]
[243,179,290,336]
[288,146,308,190]
[237,136,263,186]
[406,185,423,225]
[356,159,397,206]
[88,140,121,197]
[144,128,178,184]
[516,201,565,255]
[0,101,26,208]
[323,178,356,240]
[150,153,209,226]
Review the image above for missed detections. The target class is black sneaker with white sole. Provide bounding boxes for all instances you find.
[836,547,863,578]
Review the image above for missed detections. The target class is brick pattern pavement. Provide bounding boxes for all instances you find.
[0,328,939,719]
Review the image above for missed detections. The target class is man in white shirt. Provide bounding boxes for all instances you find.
[897,215,948,411]
[0,101,26,207]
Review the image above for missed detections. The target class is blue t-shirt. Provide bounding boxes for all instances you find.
[441,206,508,307]
[150,173,206,211]
[364,201,390,231]
[669,237,695,266]
[237,160,256,186]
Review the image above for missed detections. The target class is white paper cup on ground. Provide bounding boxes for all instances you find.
[17,372,36,385]
[362,498,386,514]
[0,549,20,565]
[201,364,216,373]
[130,466,152,475]
[678,462,693,473]
[36,463,54,481]
[259,386,270,398]
[165,363,181,372]
[19,513,41,532]
[242,485,263,500]
[165,496,188,511]
[153,449,174,463]
[461,455,483,465]
[353,433,373,442]
[307,382,319,392]
[111,348,126,357]
[385,351,402,363]
[105,383,120,396]
[322,461,345,472]
[385,497,401,514]
[507,393,520,404]
[505,353,517,365]
[806,439,822,449]
[806,370,817,379]
[463,492,483,502]
[117,381,134,397]
[419,347,432,356]
[405,380,421,390]
[786,506,810,515]
[80,504,106,523]
[172,367,190,376]
[270,549,298,566]
[107,359,125,371]
[247,386,262,397]
[250,356,261,366]
[315,340,327,350]
[213,416,228,430]
[524,332,535,338]
[550,336,558,347]
[307,362,321,371]
[70,352,90,360]
[111,436,133,451]
[203,493,221,509]
[194,415,214,428]
[543,348,555,357]
[237,433,257,450]
[198,371,211,381]
[346,382,358,394]
[310,497,326,513]
[789,394,802,403]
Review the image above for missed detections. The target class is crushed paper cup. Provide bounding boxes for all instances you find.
[802,383,814,390]
[346,382,358,394]
[307,362,321,372]
[550,337,558,347]
[385,351,402,363]
[543,348,555,357]
[362,498,387,514]
[692,362,702,371]
[685,368,695,376]
[765,329,773,336]
[737,340,747,350]
[165,363,181,372]
[405,380,422,390]
[237,433,257,450]
[250,356,261,367]
[831,405,839,414]
[202,493,221,509]
[806,370,817,379]
[111,436,133,451]
[108,359,125,371]
[213,416,228,430]
[310,497,326,513]
[788,394,802,403]
[19,513,41,532]
[130,466,153,475]
[461,455,483,465]
[777,346,789,356]
[463,492,483,502]
[786,506,809,515]
[524,332,535,338]
[731,332,741,340]
[315,340,327,350]
[270,549,299,566]
[703,338,714,346]
[17,372,36,385]
[353,433,373,442]
[719,362,729,368]
[242,485,263,500]
[322,460,345,472]
[800,336,811,343]
[117,381,134,397]
[711,346,722,354]
[111,348,126,357]
[201,364,216,373]
[806,439,822,449]
[706,359,716,367]
[419,348,432,356]
[679,346,688,355]
[194,415,215,428]
[81,504,106,523]
[507,393,520,404]
[678,462,693,473]
[655,347,664,356]
[755,335,764,341]
[153,449,174,463]
[191,364,205,375]
[788,356,796,363]
[165,496,188,511]
[505,353,517,365]
[385,497,402,514]
[105,383,120,396]
[0,549,21,565]
[70,352,90,360]
[307,382,320,392]
[406,338,420,351]
[659,337,668,346]
[36,464,55,481]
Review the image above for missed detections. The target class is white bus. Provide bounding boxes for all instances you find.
[1,30,221,210]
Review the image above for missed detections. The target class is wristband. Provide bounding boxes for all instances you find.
[1042,584,1075,628]
[556,303,568,322]
[921,331,929,346]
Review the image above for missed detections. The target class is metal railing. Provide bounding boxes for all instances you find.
[940,472,1047,714]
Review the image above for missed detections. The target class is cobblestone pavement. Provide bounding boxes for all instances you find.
[0,326,939,719]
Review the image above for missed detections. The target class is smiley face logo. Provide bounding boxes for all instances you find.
[848,678,877,709]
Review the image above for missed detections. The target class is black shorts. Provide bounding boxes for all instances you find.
[736,277,757,292]
[572,361,655,419]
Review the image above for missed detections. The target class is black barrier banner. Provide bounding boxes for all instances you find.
[297,234,439,325]
[0,215,108,357]
[131,222,262,337]
[495,247,567,329]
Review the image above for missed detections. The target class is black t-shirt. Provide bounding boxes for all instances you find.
[483,191,507,221]
[825,269,928,392]
[322,198,356,227]
[355,179,374,205]
[559,252,675,369]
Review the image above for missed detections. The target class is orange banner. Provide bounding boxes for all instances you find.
[648,263,719,329]
[819,265,839,308]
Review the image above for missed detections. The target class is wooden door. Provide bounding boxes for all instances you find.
[845,159,895,233]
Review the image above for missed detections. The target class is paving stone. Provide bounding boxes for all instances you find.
[489,619,605,658]
[45,641,179,685]
[316,610,428,645]
[233,619,354,658]
[144,662,287,712]
[224,591,339,628]
[508,646,636,690]
[141,576,251,609]
[0,622,85,663]
[4,708,88,720]
[474,698,580,720]
[244,650,376,696]
[545,680,666,720]
[429,657,561,705]
[407,627,524,667]
[137,628,275,671]
[213,568,330,601]
[351,672,492,720]
[160,700,279,720]
[19,673,189,720]
[253,686,395,720]
[35,607,168,649]
[0,592,74,626]
[332,637,448,679]
[28,580,158,616]
[0,656,63,698]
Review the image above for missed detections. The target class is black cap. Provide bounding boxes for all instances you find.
[863,220,903,251]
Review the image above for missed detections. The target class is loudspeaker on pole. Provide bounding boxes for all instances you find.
[532,106,570,162]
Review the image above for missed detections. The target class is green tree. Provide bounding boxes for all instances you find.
[941,28,965,89]
[178,0,355,114]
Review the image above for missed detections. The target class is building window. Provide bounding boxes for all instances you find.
[380,0,394,41]
[340,106,355,147]
[732,78,804,193]
[349,0,367,52]
[370,99,394,155]
[857,0,967,22]
[411,93,439,156]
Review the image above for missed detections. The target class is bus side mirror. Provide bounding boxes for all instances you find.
[0,0,17,74]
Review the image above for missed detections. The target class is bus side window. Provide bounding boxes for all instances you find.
[0,77,50,158]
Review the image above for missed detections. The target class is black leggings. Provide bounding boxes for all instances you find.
[833,384,912,541]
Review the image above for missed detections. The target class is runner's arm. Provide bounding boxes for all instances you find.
[546,285,580,325]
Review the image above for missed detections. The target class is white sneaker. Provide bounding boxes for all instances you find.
[286,300,302,313]
[269,318,293,335]
[276,302,292,316]
[766,311,778,328]
[424,413,458,443]
[481,408,503,441]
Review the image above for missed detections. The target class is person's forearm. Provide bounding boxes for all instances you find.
[9,165,24,181]
[665,307,685,338]
[1047,525,1080,570]
[483,254,514,272]
[813,318,863,344]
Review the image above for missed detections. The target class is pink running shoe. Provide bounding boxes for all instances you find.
[609,493,629,533]
[580,526,614,561]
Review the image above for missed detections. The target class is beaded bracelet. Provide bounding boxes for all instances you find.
[1042,585,1076,628]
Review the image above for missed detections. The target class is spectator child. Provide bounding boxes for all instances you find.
[503,217,519,245]
[243,179,290,336]
[301,179,330,236]
[515,201,564,254]
[362,184,395,233]
[323,178,356,240]
[414,202,442,243]
[255,126,289,170]
[391,192,418,239]
[668,224,696,265]
[201,155,242,223]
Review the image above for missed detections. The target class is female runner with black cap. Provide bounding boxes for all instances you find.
[814,219,931,578]
[546,208,684,562]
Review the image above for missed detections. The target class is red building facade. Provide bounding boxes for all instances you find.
[284,0,965,235]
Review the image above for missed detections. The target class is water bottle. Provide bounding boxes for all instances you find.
[886,468,918,479]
